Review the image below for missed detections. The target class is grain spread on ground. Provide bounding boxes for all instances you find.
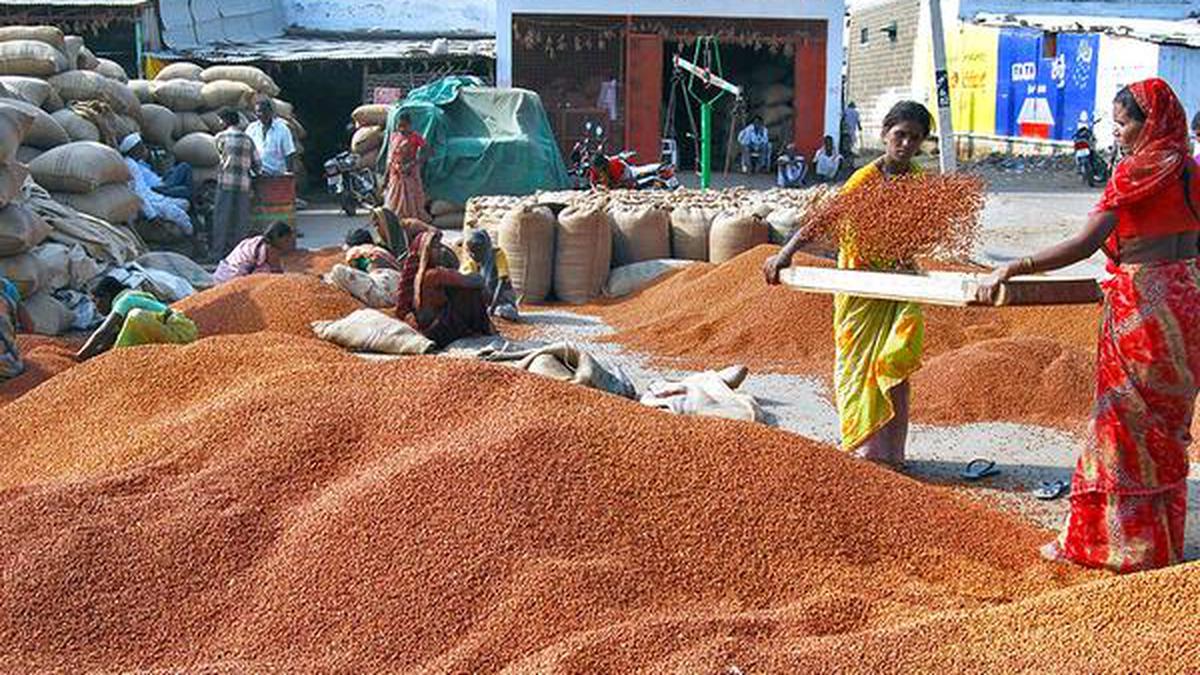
[172,273,362,337]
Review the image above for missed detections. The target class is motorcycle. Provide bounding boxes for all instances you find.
[568,120,607,189]
[1073,121,1109,188]
[323,150,381,217]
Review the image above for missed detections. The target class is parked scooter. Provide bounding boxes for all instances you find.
[568,120,607,189]
[587,151,680,191]
[323,150,381,216]
[1073,118,1109,188]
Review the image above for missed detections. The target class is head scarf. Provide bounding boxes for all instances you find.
[466,229,500,301]
[396,230,439,317]
[118,132,142,155]
[1099,78,1191,211]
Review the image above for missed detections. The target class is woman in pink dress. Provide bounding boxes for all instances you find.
[213,221,295,284]
[385,113,432,223]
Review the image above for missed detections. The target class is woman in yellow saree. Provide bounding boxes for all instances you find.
[765,101,934,466]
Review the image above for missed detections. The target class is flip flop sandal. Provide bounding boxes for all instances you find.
[1033,480,1070,501]
[961,458,1001,481]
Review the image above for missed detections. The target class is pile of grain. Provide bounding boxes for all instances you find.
[281,245,342,276]
[0,333,76,405]
[172,273,361,336]
[589,245,1103,431]
[0,332,1123,673]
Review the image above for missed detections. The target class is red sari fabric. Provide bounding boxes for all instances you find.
[1059,259,1200,572]
[385,131,431,222]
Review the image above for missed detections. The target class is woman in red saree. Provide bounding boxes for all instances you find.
[396,230,494,348]
[385,113,432,222]
[979,77,1199,573]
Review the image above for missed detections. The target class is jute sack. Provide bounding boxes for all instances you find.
[766,207,804,245]
[609,203,669,267]
[15,145,40,164]
[499,203,555,303]
[272,98,294,119]
[312,308,434,355]
[0,98,68,149]
[603,259,700,298]
[28,141,129,193]
[128,79,154,103]
[432,212,463,230]
[355,148,378,170]
[139,104,176,148]
[154,61,202,82]
[351,125,383,154]
[0,250,42,296]
[0,162,28,208]
[0,75,52,108]
[200,65,279,97]
[0,104,34,163]
[48,71,139,118]
[51,108,100,142]
[709,209,769,264]
[286,117,306,141]
[0,202,50,255]
[762,103,792,127]
[22,291,73,335]
[554,203,611,304]
[764,83,792,106]
[200,80,254,110]
[430,200,462,217]
[0,40,68,78]
[62,36,83,68]
[173,112,208,139]
[669,205,714,261]
[76,46,100,71]
[352,104,389,128]
[29,242,70,292]
[52,184,141,224]
[95,58,128,82]
[0,26,66,52]
[172,132,218,168]
[152,79,204,112]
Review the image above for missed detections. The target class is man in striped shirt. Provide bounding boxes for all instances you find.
[212,108,260,258]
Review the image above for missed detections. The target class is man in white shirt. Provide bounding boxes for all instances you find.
[119,132,193,234]
[842,102,862,154]
[737,116,771,173]
[813,135,843,183]
[245,98,296,176]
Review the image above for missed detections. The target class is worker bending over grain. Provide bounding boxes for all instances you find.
[396,230,494,348]
[460,229,520,322]
[764,100,933,467]
[213,221,295,284]
[978,78,1198,573]
[76,277,198,361]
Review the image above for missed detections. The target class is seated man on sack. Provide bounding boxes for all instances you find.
[776,144,807,188]
[812,135,844,183]
[737,116,772,173]
[119,132,194,236]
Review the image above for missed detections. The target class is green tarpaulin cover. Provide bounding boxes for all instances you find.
[382,76,570,206]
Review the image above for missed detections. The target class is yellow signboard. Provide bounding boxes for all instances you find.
[918,24,999,135]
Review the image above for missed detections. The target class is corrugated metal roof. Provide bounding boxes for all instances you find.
[0,0,147,6]
[972,12,1200,48]
[148,36,495,63]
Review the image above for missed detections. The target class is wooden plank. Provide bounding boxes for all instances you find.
[779,266,1101,307]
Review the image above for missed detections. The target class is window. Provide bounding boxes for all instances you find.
[883,22,899,42]
[1043,32,1058,58]
[861,27,870,44]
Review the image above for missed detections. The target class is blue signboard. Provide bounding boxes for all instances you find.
[995,28,1099,141]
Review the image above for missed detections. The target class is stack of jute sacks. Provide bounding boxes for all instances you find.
[140,62,307,189]
[0,100,144,335]
[462,186,834,304]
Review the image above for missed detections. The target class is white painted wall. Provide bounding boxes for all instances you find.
[283,0,495,34]
[1093,35,1159,149]
[958,0,1199,21]
[1157,44,1200,138]
[495,0,847,143]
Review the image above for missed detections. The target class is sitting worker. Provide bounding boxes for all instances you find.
[212,221,296,284]
[119,132,193,235]
[588,153,633,190]
[326,228,404,308]
[813,135,844,183]
[460,229,519,322]
[776,144,807,188]
[396,230,494,348]
[370,207,437,260]
[738,116,771,173]
[75,277,198,361]
[1,275,29,381]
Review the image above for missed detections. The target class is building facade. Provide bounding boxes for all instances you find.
[848,0,1200,152]
[495,0,846,168]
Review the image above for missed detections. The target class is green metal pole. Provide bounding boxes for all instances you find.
[134,19,144,79]
[700,101,712,190]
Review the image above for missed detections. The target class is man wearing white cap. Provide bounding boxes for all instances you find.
[120,132,193,235]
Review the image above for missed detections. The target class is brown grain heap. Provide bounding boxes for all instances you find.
[281,245,343,276]
[3,333,1158,673]
[0,334,78,406]
[172,273,362,337]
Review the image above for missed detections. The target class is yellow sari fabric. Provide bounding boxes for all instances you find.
[114,308,199,349]
[833,161,925,451]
